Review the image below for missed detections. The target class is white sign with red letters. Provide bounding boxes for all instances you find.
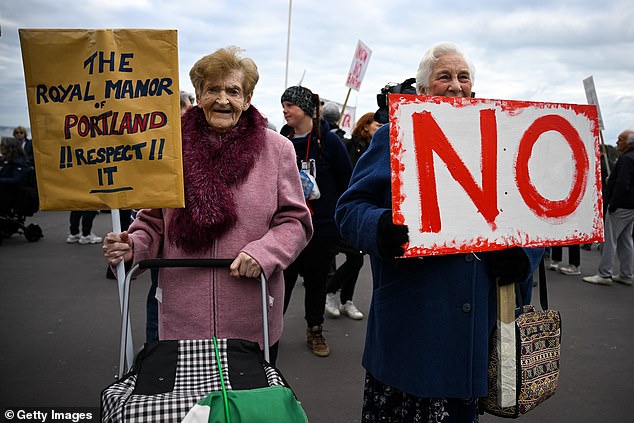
[345,40,372,91]
[390,94,603,257]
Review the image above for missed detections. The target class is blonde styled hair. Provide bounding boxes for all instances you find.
[189,46,259,98]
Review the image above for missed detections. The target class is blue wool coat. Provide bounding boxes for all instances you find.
[335,124,544,398]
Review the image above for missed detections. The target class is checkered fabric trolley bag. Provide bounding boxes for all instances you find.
[101,258,308,423]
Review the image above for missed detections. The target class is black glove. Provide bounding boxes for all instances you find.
[481,247,529,286]
[377,210,409,258]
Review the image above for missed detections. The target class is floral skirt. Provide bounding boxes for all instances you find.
[362,372,479,423]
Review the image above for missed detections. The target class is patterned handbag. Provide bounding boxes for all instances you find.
[101,259,308,423]
[482,259,561,418]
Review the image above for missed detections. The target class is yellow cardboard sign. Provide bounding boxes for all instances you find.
[19,29,185,210]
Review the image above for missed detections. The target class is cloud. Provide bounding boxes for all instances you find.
[1,0,632,145]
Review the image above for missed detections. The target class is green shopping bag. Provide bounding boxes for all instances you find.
[183,386,308,423]
[181,338,308,423]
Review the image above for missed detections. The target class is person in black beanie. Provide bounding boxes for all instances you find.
[335,42,544,422]
[280,85,353,357]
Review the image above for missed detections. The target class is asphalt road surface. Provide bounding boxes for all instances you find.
[1,210,633,422]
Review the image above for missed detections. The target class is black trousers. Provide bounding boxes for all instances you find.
[551,245,580,266]
[69,211,97,236]
[283,236,339,328]
[326,247,364,303]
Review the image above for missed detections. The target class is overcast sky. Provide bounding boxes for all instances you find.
[1,0,632,144]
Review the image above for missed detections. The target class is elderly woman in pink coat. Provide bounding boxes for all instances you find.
[102,46,313,364]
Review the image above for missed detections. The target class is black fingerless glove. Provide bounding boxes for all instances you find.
[377,211,409,258]
[481,247,529,285]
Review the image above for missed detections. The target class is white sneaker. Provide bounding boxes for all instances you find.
[612,275,633,286]
[325,293,340,318]
[582,274,613,286]
[559,264,581,276]
[548,260,561,271]
[66,233,81,243]
[79,233,103,244]
[339,301,364,320]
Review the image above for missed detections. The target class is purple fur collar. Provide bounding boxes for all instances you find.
[168,106,266,253]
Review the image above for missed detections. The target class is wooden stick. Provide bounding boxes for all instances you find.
[496,281,517,408]
[338,88,352,126]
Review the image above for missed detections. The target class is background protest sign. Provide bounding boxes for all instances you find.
[339,40,370,127]
[321,98,356,138]
[583,76,604,131]
[344,40,372,91]
[390,94,602,257]
[338,104,356,138]
[19,28,184,211]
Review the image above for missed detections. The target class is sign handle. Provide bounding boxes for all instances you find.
[111,209,134,371]
[496,281,517,408]
[338,88,352,126]
[599,131,611,178]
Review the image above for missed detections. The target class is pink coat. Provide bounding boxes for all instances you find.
[128,127,312,347]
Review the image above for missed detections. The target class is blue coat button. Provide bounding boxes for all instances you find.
[462,303,472,313]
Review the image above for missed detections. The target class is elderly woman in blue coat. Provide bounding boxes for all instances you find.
[335,42,544,422]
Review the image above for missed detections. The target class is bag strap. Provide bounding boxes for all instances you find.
[305,132,312,163]
[213,336,232,423]
[538,256,549,310]
[513,255,549,311]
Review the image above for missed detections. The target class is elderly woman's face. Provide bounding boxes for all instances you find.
[197,69,251,133]
[426,53,472,97]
